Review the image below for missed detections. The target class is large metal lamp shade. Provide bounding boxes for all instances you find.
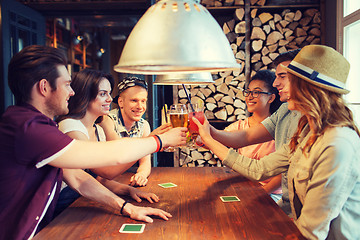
[114,0,240,75]
[154,72,214,85]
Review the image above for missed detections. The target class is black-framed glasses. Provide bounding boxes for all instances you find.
[242,89,272,98]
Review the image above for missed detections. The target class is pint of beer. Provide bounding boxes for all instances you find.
[170,113,188,128]
[164,104,189,152]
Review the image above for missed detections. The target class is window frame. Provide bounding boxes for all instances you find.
[336,0,360,124]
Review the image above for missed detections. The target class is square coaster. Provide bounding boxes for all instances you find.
[158,182,177,188]
[220,196,241,202]
[119,224,145,233]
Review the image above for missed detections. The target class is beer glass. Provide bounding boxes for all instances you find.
[164,104,189,152]
[169,104,189,128]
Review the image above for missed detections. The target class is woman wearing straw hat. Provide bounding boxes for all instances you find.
[193,45,360,239]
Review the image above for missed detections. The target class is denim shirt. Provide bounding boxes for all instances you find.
[224,126,360,239]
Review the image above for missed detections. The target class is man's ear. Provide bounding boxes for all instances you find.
[268,93,276,104]
[38,79,49,96]
[118,96,124,109]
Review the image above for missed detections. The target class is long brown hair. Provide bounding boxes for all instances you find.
[56,69,114,122]
[289,73,360,154]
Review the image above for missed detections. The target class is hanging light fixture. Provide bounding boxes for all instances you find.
[154,72,214,85]
[114,0,240,75]
[73,35,83,45]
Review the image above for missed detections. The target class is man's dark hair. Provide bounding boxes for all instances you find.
[8,45,67,105]
[272,48,301,68]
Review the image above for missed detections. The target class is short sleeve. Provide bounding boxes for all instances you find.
[58,118,89,138]
[261,103,287,139]
[224,120,241,131]
[15,116,73,166]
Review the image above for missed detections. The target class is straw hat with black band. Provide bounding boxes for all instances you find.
[284,45,350,95]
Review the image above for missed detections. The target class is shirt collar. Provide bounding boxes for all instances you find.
[117,110,141,137]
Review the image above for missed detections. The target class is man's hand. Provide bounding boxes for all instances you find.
[123,204,172,223]
[159,127,187,148]
[149,123,172,136]
[129,173,148,187]
[128,187,159,203]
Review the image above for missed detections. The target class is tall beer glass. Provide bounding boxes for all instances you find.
[164,104,189,152]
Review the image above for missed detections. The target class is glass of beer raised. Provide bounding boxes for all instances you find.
[164,104,189,152]
[169,104,189,128]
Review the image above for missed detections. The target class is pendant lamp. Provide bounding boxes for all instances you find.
[154,72,214,85]
[114,0,240,75]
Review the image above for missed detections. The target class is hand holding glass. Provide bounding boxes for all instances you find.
[164,104,188,152]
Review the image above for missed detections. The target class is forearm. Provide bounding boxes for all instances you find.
[52,137,157,169]
[137,157,151,177]
[65,169,125,212]
[202,134,232,161]
[210,126,244,148]
[262,174,282,194]
[91,164,131,180]
[223,148,288,182]
[211,124,272,149]
[96,176,131,196]
[78,179,134,217]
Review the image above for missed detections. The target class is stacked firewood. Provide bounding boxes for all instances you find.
[176,75,247,122]
[201,0,266,7]
[175,5,321,167]
[249,8,321,73]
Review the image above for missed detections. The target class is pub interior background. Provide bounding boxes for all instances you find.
[1,0,359,167]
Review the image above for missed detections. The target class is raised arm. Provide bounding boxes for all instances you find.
[149,123,172,136]
[48,127,187,169]
[192,117,287,180]
[210,123,273,149]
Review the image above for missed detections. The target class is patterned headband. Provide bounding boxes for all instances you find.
[117,77,148,94]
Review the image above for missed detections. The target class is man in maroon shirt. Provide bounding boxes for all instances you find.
[0,45,187,240]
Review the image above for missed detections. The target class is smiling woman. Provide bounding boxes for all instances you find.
[54,69,161,218]
[224,69,283,202]
[54,69,118,216]
[57,69,115,129]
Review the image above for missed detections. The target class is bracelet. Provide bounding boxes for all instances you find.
[120,200,129,215]
[151,135,160,152]
[156,135,163,151]
[151,135,163,152]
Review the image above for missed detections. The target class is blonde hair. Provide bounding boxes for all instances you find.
[289,73,360,154]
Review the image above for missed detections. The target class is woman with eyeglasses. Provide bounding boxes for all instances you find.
[193,45,360,239]
[224,69,283,202]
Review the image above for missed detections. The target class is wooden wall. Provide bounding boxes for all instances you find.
[175,0,322,167]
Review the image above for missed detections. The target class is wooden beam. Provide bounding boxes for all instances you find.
[19,1,151,16]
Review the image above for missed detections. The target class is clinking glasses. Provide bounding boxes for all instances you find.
[242,89,272,98]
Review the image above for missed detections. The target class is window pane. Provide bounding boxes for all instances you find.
[348,104,360,127]
[344,0,360,16]
[18,29,29,51]
[344,20,360,103]
[32,21,37,30]
[17,14,30,28]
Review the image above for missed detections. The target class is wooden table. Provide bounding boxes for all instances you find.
[33,167,305,239]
